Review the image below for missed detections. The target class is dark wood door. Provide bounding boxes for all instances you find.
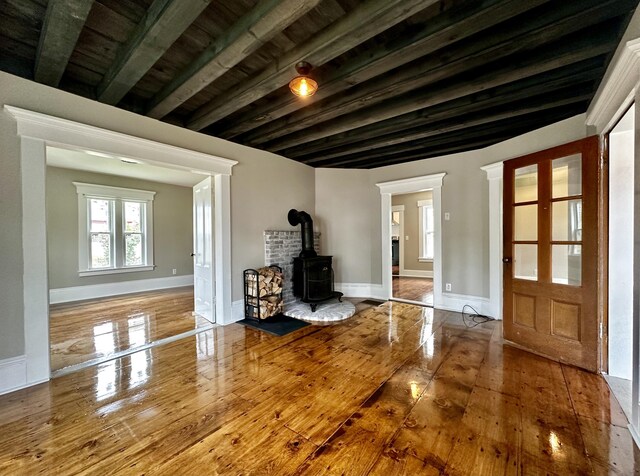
[503,136,600,371]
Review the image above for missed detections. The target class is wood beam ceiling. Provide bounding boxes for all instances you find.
[242,0,632,148]
[185,0,439,131]
[261,27,618,153]
[97,0,212,105]
[214,0,550,139]
[145,0,323,119]
[34,0,94,87]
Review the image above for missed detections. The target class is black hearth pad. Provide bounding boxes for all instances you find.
[237,315,310,336]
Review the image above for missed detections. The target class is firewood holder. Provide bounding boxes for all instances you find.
[243,265,284,323]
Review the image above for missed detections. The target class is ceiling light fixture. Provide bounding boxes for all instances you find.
[289,61,318,98]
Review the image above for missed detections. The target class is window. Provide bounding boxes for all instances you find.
[74,182,155,276]
[418,199,434,261]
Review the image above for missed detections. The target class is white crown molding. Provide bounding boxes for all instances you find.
[587,38,640,134]
[73,182,156,200]
[376,173,446,194]
[49,275,194,304]
[480,161,504,180]
[4,105,238,175]
[391,205,405,212]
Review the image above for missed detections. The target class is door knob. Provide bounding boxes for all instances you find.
[502,257,512,263]
[190,253,196,257]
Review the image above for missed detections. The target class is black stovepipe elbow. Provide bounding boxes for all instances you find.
[288,209,317,258]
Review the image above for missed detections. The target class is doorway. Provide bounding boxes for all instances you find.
[391,191,434,306]
[607,105,634,421]
[377,173,445,307]
[7,105,235,387]
[45,146,215,375]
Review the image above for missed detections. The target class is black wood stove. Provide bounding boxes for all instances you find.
[288,209,342,312]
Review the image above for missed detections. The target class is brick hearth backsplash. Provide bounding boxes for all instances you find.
[264,230,320,304]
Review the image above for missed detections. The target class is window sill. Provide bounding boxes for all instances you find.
[418,258,433,263]
[79,265,155,277]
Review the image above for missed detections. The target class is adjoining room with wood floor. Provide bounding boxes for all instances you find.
[2,0,640,474]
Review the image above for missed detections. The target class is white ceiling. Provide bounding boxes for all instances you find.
[46,146,208,187]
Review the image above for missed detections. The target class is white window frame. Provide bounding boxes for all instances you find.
[74,182,156,276]
[418,199,434,262]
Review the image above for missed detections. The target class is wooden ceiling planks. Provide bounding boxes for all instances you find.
[1,0,637,168]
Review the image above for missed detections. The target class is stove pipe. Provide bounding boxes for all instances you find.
[288,209,317,258]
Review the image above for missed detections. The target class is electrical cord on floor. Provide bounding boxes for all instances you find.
[461,304,495,328]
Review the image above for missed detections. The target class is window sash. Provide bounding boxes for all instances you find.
[419,201,434,260]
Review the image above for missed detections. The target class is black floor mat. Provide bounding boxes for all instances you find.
[237,314,310,336]
[360,299,386,306]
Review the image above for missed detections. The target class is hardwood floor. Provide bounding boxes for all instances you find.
[49,287,206,372]
[393,276,433,305]
[2,301,637,474]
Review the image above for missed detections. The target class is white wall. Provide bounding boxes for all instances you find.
[0,71,315,360]
[609,110,635,380]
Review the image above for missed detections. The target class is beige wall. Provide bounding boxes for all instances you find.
[46,167,193,289]
[0,71,315,360]
[314,168,375,284]
[392,191,433,273]
[315,114,588,300]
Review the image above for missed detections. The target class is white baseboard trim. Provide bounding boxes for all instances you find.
[435,292,496,319]
[335,283,386,301]
[0,355,27,396]
[399,270,433,278]
[50,274,194,304]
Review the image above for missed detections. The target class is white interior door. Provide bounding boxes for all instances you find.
[193,177,215,323]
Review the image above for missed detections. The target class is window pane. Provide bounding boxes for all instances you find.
[515,165,537,203]
[426,207,434,231]
[91,233,111,268]
[90,199,111,232]
[426,232,434,259]
[124,202,142,233]
[552,199,582,242]
[125,234,143,266]
[514,244,537,281]
[552,154,582,198]
[552,245,581,285]
[514,205,537,241]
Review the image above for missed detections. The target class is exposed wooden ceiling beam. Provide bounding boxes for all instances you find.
[146,0,323,119]
[305,90,593,167]
[284,59,605,159]
[186,0,438,131]
[97,0,212,105]
[34,0,94,87]
[264,29,618,152]
[337,105,586,168]
[249,0,631,147]
[216,0,550,139]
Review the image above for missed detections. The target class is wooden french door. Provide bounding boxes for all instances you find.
[503,136,600,371]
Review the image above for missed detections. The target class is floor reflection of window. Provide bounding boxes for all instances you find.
[128,313,148,348]
[196,330,215,360]
[420,314,434,358]
[94,322,115,357]
[129,350,150,389]
[96,360,117,401]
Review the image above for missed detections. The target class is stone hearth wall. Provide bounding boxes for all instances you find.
[264,230,320,303]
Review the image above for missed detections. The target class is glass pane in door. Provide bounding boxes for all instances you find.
[515,205,538,241]
[514,244,537,281]
[515,165,538,203]
[552,245,581,285]
[552,200,582,242]
[552,154,582,198]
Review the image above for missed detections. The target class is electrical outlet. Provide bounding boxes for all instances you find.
[405,235,409,241]
[445,283,452,292]
[172,268,177,275]
[444,212,450,221]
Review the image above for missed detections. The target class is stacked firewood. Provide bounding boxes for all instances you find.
[246,266,284,319]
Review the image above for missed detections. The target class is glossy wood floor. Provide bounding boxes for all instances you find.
[4,301,638,474]
[49,287,206,372]
[393,276,434,305]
